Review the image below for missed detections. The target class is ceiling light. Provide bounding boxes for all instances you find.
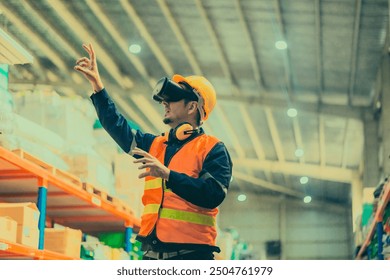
[300,176,309,184]
[237,194,247,202]
[275,40,287,50]
[303,196,312,203]
[129,44,141,54]
[295,148,304,157]
[287,108,297,117]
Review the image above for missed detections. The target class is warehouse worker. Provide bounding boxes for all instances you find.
[74,44,233,260]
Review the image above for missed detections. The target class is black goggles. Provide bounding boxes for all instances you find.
[152,77,198,103]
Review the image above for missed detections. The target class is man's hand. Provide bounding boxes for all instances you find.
[74,43,104,93]
[132,147,170,180]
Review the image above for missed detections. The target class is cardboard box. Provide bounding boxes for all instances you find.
[116,189,144,218]
[82,241,112,260]
[114,153,144,191]
[62,149,115,194]
[15,92,96,146]
[114,153,144,217]
[0,216,17,243]
[363,187,375,204]
[111,248,130,260]
[0,202,40,228]
[44,227,82,258]
[17,225,39,248]
[92,243,112,260]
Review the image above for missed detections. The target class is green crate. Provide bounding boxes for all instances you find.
[98,232,125,249]
[362,203,374,226]
[130,240,143,260]
[80,244,94,260]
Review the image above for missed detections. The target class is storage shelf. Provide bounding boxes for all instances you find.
[356,182,389,259]
[0,146,141,259]
[0,238,78,260]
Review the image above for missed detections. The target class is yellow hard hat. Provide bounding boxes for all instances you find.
[172,74,217,121]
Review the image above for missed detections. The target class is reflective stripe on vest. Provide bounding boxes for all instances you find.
[143,203,160,215]
[145,178,162,190]
[160,208,216,227]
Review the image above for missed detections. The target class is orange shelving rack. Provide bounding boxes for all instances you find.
[0,146,141,260]
[356,182,390,260]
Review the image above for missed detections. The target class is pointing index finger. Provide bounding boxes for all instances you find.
[82,44,91,55]
[89,43,95,60]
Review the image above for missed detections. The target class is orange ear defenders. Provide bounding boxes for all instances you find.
[163,122,200,142]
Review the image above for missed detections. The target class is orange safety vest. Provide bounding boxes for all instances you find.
[138,134,220,245]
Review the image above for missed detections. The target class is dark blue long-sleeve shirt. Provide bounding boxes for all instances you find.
[90,88,233,252]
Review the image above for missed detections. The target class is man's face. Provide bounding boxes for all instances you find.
[162,99,190,127]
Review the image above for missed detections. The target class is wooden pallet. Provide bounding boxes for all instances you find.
[12,149,83,189]
[82,182,114,203]
[114,199,135,216]
[82,182,135,215]
[11,148,136,217]
[13,149,55,173]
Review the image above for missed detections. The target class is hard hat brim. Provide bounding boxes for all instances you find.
[172,74,187,84]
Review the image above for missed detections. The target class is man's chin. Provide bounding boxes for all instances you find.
[163,117,172,124]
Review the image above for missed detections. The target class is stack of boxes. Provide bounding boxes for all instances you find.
[13,90,116,196]
[92,119,144,217]
[0,64,18,150]
[0,203,40,248]
[113,151,144,218]
[61,145,115,193]
[355,187,376,250]
[14,91,96,147]
[44,226,82,258]
[356,181,390,259]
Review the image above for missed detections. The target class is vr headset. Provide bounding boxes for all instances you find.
[152,77,199,103]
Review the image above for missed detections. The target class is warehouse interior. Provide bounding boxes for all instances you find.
[0,0,389,260]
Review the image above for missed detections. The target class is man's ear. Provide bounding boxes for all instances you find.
[188,101,197,114]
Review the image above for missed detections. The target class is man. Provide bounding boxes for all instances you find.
[74,44,233,260]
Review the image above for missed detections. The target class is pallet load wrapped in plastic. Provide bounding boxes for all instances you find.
[0,67,17,150]
[10,113,69,171]
[13,90,96,147]
[92,119,121,164]
[62,145,116,197]
[113,152,144,218]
